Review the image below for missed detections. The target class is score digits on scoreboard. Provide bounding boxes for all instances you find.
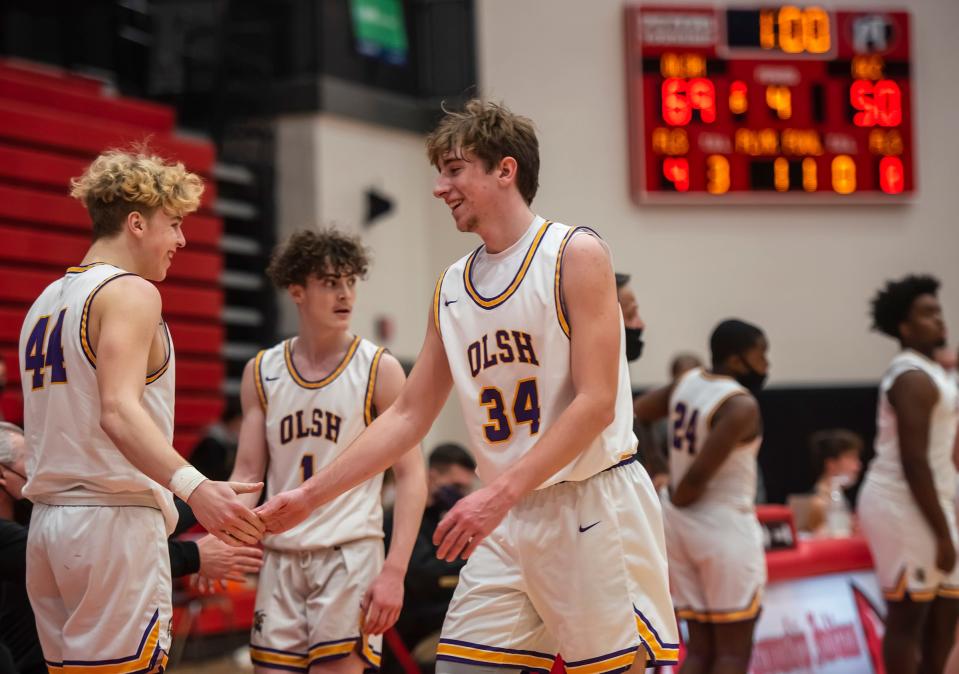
[625,5,914,202]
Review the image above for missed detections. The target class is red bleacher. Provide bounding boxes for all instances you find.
[0,58,225,454]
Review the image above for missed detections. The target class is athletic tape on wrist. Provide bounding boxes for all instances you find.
[169,465,208,501]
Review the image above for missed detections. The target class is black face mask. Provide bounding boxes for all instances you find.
[434,484,467,511]
[735,362,767,394]
[624,327,645,362]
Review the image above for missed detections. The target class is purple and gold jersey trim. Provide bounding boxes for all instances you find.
[78,271,169,385]
[675,588,763,623]
[882,569,938,602]
[253,349,268,411]
[66,262,112,274]
[436,638,554,673]
[250,636,380,672]
[283,335,360,390]
[462,220,552,310]
[144,323,173,385]
[553,226,581,338]
[432,268,449,334]
[45,608,167,673]
[364,347,386,426]
[633,606,680,665]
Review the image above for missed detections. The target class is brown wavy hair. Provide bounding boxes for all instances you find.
[426,99,540,205]
[266,228,370,288]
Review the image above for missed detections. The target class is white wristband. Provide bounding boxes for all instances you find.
[169,466,208,502]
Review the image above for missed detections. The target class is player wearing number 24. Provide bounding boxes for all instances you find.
[257,99,678,674]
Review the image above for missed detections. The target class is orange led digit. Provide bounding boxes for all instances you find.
[831,155,857,194]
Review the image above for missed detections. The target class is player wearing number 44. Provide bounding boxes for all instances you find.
[18,149,264,672]
[634,319,769,674]
[257,99,679,674]
[227,229,427,674]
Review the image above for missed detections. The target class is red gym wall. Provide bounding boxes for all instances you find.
[0,59,225,456]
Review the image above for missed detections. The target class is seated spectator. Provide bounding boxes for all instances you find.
[382,443,477,674]
[790,429,863,534]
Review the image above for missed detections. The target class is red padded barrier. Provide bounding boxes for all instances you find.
[0,100,214,171]
[0,185,222,247]
[0,266,222,320]
[0,59,104,95]
[0,61,224,452]
[0,73,174,132]
[0,144,218,210]
[0,226,222,283]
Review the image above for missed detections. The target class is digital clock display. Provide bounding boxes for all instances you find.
[625,5,914,202]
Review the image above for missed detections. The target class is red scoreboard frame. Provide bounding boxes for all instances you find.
[625,5,914,202]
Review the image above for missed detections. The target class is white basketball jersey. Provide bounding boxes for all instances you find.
[19,262,178,532]
[255,335,387,550]
[433,216,637,488]
[667,369,760,510]
[865,350,959,503]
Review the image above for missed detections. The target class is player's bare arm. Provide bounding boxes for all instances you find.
[433,233,622,561]
[361,352,428,635]
[228,357,270,509]
[256,311,452,532]
[94,275,264,545]
[671,394,759,507]
[634,384,673,423]
[891,369,955,572]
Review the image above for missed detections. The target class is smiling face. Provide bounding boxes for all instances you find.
[433,149,511,233]
[289,270,357,332]
[134,208,186,282]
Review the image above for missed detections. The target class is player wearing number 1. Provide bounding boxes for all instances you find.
[227,229,426,674]
[634,319,769,674]
[18,150,264,672]
[257,99,678,674]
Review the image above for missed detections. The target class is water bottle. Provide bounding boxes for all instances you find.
[825,476,852,537]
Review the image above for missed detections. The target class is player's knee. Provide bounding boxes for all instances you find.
[308,653,365,674]
[435,661,524,674]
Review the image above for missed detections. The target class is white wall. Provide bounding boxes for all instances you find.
[275,113,470,450]
[477,0,959,386]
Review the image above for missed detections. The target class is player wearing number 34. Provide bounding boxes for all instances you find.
[18,150,264,672]
[256,99,679,674]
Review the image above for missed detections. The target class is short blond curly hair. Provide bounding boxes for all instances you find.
[69,149,205,240]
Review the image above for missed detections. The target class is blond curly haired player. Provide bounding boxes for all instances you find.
[19,149,264,672]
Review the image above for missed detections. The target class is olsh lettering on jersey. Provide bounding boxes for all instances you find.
[279,409,343,444]
[467,330,539,378]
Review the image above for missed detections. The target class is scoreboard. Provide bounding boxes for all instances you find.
[625,5,914,202]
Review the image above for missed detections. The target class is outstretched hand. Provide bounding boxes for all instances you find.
[433,485,512,562]
[255,488,313,534]
[189,480,265,546]
[191,534,264,593]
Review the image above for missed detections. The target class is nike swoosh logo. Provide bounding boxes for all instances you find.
[444,299,458,306]
[578,521,600,533]
[265,376,279,381]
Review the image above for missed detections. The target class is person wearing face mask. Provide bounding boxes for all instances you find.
[382,444,477,674]
[633,319,769,674]
[615,274,645,363]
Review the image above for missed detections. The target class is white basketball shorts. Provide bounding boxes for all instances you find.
[437,459,678,673]
[26,503,171,673]
[250,537,384,671]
